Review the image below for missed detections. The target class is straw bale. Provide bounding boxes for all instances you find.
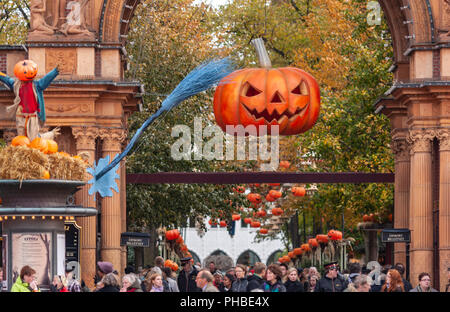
[0,146,88,181]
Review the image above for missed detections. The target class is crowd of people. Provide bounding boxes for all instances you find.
[4,257,450,292]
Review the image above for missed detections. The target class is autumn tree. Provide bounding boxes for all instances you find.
[214,0,394,253]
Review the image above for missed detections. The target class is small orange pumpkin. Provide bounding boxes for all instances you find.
[268,190,282,199]
[14,60,38,81]
[59,151,71,157]
[11,135,31,147]
[30,137,48,153]
[232,214,241,221]
[279,160,291,169]
[244,218,252,224]
[46,139,58,154]
[291,186,306,197]
[259,228,268,235]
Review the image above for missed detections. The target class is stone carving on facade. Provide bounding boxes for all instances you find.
[99,128,126,152]
[391,138,410,162]
[46,48,77,75]
[407,129,436,154]
[436,129,450,151]
[440,0,450,40]
[72,127,98,165]
[29,0,95,41]
[29,0,58,36]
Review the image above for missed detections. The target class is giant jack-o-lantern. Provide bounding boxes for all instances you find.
[214,39,320,136]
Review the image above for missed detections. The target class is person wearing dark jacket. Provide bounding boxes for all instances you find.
[177,257,201,292]
[231,264,248,292]
[394,263,412,292]
[95,273,120,292]
[284,268,304,292]
[220,273,234,292]
[247,262,266,291]
[260,264,286,292]
[315,262,348,292]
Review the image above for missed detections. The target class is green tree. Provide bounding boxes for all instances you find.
[0,0,29,44]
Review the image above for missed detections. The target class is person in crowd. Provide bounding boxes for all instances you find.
[196,270,219,292]
[306,275,319,292]
[65,267,81,292]
[213,271,224,291]
[208,261,217,275]
[394,263,412,292]
[260,264,286,292]
[247,262,266,291]
[177,257,201,292]
[154,256,165,270]
[50,275,64,292]
[162,267,179,292]
[146,273,165,292]
[120,273,143,292]
[315,262,348,292]
[279,263,289,283]
[11,265,39,292]
[284,267,304,292]
[231,264,248,292]
[380,269,404,292]
[347,262,361,284]
[354,275,371,292]
[410,272,438,292]
[95,273,119,292]
[221,273,235,292]
[124,265,135,275]
[95,261,114,286]
[226,267,236,278]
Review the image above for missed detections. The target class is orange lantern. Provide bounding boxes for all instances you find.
[308,238,318,248]
[232,214,241,221]
[250,221,261,228]
[247,193,262,204]
[301,243,311,252]
[265,194,276,202]
[259,228,268,235]
[268,190,282,199]
[165,229,180,241]
[293,248,303,256]
[291,186,306,197]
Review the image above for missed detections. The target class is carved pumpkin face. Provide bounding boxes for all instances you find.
[14,60,38,82]
[214,67,320,135]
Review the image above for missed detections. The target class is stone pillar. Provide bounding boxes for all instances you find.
[437,129,450,291]
[99,128,125,277]
[391,135,410,266]
[72,126,98,289]
[407,129,435,286]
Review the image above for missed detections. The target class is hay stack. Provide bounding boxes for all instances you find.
[0,146,88,181]
[48,153,88,180]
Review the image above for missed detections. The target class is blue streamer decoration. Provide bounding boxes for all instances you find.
[88,57,235,197]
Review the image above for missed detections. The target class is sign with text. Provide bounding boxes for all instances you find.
[65,221,80,265]
[120,232,150,247]
[381,229,410,243]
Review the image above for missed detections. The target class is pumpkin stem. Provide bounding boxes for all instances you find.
[251,38,272,68]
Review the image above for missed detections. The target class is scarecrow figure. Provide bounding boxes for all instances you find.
[0,60,60,141]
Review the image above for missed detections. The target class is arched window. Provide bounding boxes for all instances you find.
[204,250,233,271]
[188,250,201,265]
[210,249,228,257]
[266,250,283,265]
[236,250,261,266]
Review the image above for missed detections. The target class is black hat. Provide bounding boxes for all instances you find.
[180,257,192,265]
[324,262,338,270]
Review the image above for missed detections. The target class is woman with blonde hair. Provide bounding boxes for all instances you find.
[284,268,304,292]
[145,273,165,292]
